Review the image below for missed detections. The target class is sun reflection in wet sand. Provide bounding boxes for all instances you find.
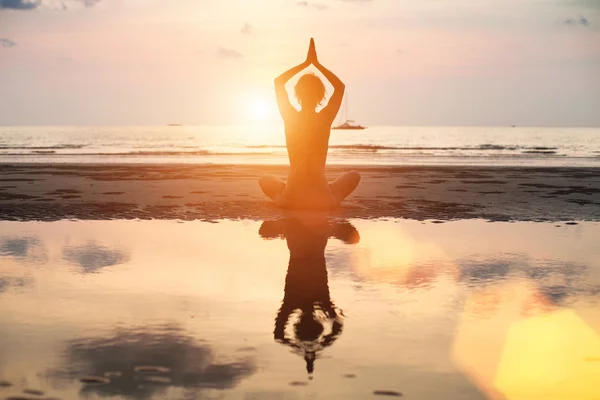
[350,223,459,289]
[496,309,600,399]
[454,279,600,400]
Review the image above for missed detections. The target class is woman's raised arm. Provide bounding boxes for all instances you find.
[274,60,309,119]
[312,44,345,123]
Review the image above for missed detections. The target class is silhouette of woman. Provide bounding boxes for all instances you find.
[259,216,360,376]
[259,38,361,210]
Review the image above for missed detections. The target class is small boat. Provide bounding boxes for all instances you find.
[332,120,366,130]
[167,123,182,127]
[332,93,366,130]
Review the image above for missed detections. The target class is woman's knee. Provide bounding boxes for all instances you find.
[259,176,285,198]
[258,176,271,191]
[349,170,361,185]
[344,170,361,189]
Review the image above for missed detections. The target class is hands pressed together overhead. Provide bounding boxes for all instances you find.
[274,36,345,119]
[306,38,319,65]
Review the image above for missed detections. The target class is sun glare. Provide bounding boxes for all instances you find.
[242,91,277,123]
[251,99,270,121]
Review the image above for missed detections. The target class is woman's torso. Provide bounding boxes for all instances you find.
[281,112,337,208]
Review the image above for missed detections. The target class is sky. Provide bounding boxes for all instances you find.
[0,0,599,126]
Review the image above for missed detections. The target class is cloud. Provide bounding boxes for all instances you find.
[297,1,329,10]
[241,22,252,35]
[458,258,600,306]
[0,38,17,47]
[0,276,33,294]
[1,237,37,257]
[1,0,103,10]
[62,242,129,273]
[0,236,48,264]
[0,0,40,9]
[57,0,103,8]
[78,0,101,6]
[565,0,600,11]
[217,47,243,59]
[563,15,591,26]
[48,324,256,398]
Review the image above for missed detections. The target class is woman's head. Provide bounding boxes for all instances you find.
[294,73,326,109]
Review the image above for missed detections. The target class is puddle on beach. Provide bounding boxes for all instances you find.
[1,218,600,399]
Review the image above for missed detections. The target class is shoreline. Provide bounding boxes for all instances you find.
[1,163,599,222]
[2,157,599,168]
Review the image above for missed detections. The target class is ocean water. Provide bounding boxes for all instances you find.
[0,125,599,166]
[0,218,599,399]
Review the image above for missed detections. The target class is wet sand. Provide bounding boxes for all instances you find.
[1,219,600,399]
[0,163,599,221]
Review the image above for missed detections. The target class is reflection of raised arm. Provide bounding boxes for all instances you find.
[330,222,360,244]
[274,61,309,119]
[259,220,285,240]
[314,60,345,123]
[321,319,343,347]
[274,305,294,343]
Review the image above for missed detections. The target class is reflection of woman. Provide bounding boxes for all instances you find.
[259,38,361,210]
[259,217,360,375]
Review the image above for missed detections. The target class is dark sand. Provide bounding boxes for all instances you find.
[0,163,599,222]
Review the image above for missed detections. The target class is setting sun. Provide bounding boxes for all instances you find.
[250,99,272,121]
[241,90,277,123]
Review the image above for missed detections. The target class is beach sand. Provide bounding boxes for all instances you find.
[0,163,599,221]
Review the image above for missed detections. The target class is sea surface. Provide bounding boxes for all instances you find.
[1,218,599,399]
[0,126,599,166]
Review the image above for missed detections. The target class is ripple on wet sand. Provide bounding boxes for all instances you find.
[7,397,60,400]
[373,390,403,396]
[134,366,170,373]
[5,397,37,400]
[289,381,308,386]
[142,376,171,384]
[22,389,44,396]
[80,376,110,384]
[235,346,256,352]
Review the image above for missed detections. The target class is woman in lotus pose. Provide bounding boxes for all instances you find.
[259,38,361,210]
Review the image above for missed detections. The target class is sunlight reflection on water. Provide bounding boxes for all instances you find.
[0,218,599,399]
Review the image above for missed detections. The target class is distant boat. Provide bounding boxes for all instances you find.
[332,93,366,130]
[167,123,182,127]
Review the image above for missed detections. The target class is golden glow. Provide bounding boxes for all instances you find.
[453,279,600,400]
[352,224,459,288]
[242,92,277,122]
[452,280,544,400]
[250,99,270,121]
[495,309,600,400]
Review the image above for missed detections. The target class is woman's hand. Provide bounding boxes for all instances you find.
[306,37,318,65]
